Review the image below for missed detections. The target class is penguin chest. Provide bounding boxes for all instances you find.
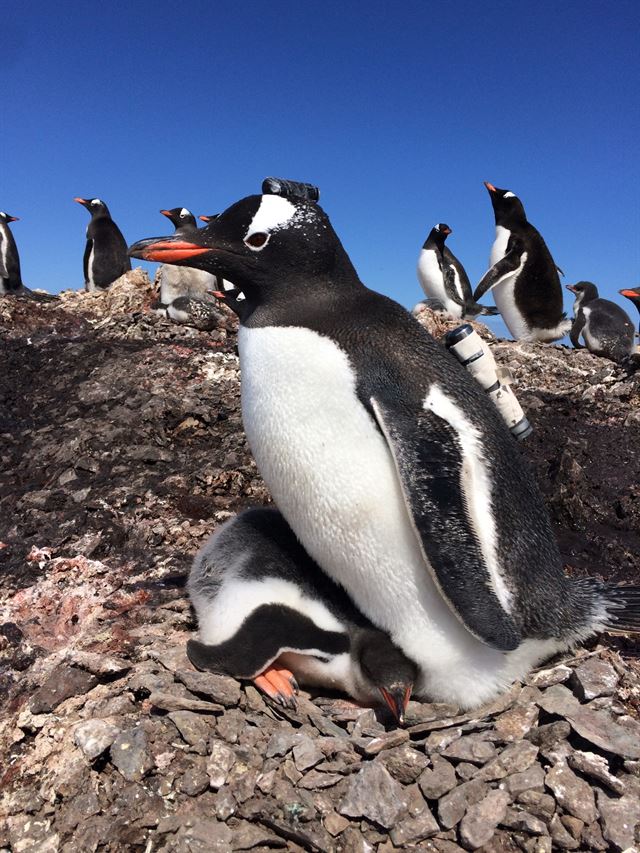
[417,250,462,318]
[581,307,602,352]
[489,227,530,339]
[0,230,7,293]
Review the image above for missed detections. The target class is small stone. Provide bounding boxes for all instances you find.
[437,779,489,829]
[459,788,510,850]
[560,815,584,840]
[456,762,479,781]
[176,669,242,706]
[526,720,571,749]
[339,761,408,829]
[390,804,439,845]
[324,812,350,836]
[477,740,539,781]
[424,726,463,752]
[214,787,236,820]
[293,736,324,772]
[549,814,579,850]
[545,760,597,824]
[418,754,458,799]
[582,820,608,851]
[148,691,223,714]
[74,719,120,760]
[499,763,545,796]
[381,743,430,784]
[232,822,282,850]
[168,710,212,752]
[30,665,98,714]
[175,767,209,796]
[494,704,538,741]
[298,769,342,790]
[516,789,556,819]
[265,728,302,758]
[567,705,640,761]
[110,727,154,782]
[362,728,409,756]
[528,664,572,688]
[442,734,497,764]
[500,807,547,834]
[567,749,626,794]
[522,838,552,853]
[404,701,460,724]
[597,791,640,852]
[207,740,236,789]
[570,656,619,700]
[536,684,580,717]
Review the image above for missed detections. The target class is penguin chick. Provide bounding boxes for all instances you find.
[475,183,570,342]
[157,208,220,306]
[186,508,417,722]
[417,223,498,320]
[567,282,635,363]
[74,198,131,291]
[166,296,225,331]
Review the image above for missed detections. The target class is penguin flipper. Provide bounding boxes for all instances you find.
[187,603,349,679]
[370,396,521,652]
[473,245,524,302]
[570,313,585,349]
[82,239,92,284]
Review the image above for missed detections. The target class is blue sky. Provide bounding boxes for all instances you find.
[4,1,639,337]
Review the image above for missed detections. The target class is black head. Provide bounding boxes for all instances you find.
[620,286,640,306]
[160,207,198,233]
[129,192,360,320]
[74,197,111,218]
[484,182,527,226]
[354,631,417,724]
[423,222,452,250]
[0,212,20,224]
[566,281,598,304]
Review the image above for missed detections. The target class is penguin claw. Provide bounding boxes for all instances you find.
[253,666,299,709]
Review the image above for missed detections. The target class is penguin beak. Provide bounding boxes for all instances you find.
[566,285,578,294]
[73,197,88,207]
[620,289,639,299]
[159,209,172,219]
[6,216,20,223]
[207,288,227,300]
[484,182,497,193]
[379,684,412,725]
[128,236,211,263]
[199,215,214,223]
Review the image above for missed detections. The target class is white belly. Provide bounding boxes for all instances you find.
[488,227,532,340]
[582,307,601,351]
[86,246,97,292]
[417,250,463,319]
[237,325,564,706]
[159,265,217,303]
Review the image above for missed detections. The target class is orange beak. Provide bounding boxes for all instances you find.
[484,182,497,193]
[620,289,639,299]
[129,239,211,263]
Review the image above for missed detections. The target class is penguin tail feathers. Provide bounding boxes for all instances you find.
[594,583,640,634]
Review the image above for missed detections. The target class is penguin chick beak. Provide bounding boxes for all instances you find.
[128,236,211,263]
[484,182,497,193]
[199,215,212,223]
[379,684,412,725]
[566,285,578,293]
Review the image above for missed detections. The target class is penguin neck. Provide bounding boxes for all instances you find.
[423,231,446,252]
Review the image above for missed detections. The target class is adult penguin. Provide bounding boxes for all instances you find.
[130,181,640,709]
[74,198,130,291]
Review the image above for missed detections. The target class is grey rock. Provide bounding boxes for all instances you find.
[231,822,284,850]
[566,705,640,760]
[570,656,619,700]
[597,790,640,852]
[582,820,609,851]
[536,683,581,717]
[494,704,539,741]
[442,733,497,764]
[516,789,556,819]
[175,669,241,707]
[389,805,439,845]
[265,728,303,758]
[458,788,510,850]
[293,736,325,772]
[30,665,98,714]
[207,740,236,789]
[74,719,120,760]
[148,690,223,714]
[339,761,408,829]
[437,779,490,829]
[424,726,464,753]
[381,743,430,784]
[456,762,479,781]
[476,739,539,781]
[110,727,154,781]
[214,787,236,820]
[500,806,547,834]
[545,760,597,824]
[526,720,571,749]
[549,813,580,850]
[362,728,409,756]
[168,710,212,753]
[560,814,584,840]
[499,762,545,796]
[522,838,552,853]
[404,701,460,724]
[567,749,626,794]
[418,754,458,799]
[528,664,572,688]
[298,769,343,790]
[175,766,209,796]
[323,812,350,836]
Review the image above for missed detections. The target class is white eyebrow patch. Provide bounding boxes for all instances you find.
[180,208,190,217]
[503,192,516,198]
[246,194,296,239]
[91,199,102,205]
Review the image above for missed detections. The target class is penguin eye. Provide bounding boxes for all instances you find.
[245,232,270,251]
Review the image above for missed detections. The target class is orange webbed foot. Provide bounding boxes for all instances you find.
[253,665,299,709]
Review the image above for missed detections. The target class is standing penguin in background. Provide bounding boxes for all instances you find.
[567,282,635,363]
[74,198,131,291]
[187,507,417,721]
[619,287,640,334]
[474,183,570,342]
[417,223,498,320]
[0,212,56,300]
[130,182,640,709]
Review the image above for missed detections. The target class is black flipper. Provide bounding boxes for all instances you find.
[570,312,585,349]
[82,239,92,285]
[464,302,500,318]
[187,603,350,679]
[474,241,525,302]
[370,397,521,651]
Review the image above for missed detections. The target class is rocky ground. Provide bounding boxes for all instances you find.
[0,274,639,852]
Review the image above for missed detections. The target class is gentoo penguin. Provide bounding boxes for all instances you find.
[0,213,56,301]
[187,507,417,720]
[165,296,226,331]
[567,282,635,363]
[155,208,219,309]
[130,186,640,709]
[619,287,640,333]
[417,224,498,320]
[74,198,131,291]
[474,183,570,342]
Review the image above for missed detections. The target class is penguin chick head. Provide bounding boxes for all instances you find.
[566,281,598,306]
[129,192,360,317]
[0,212,20,224]
[353,630,417,725]
[484,182,527,225]
[160,207,198,232]
[74,197,110,217]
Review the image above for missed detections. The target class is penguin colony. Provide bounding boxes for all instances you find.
[129,179,640,715]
